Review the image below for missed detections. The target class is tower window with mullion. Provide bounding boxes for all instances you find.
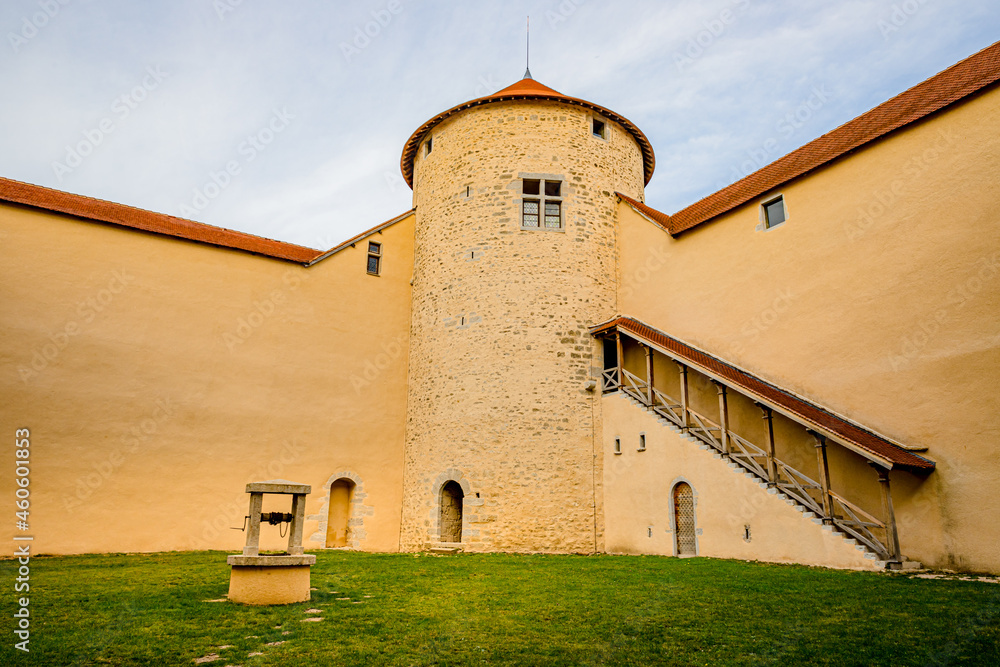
[521,178,563,230]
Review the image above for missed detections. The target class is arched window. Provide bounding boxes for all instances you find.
[326,478,355,548]
[673,482,697,556]
[439,481,464,543]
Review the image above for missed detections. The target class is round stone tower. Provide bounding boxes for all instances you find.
[398,75,655,552]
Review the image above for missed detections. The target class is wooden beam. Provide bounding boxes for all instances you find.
[615,331,624,388]
[758,404,778,486]
[644,344,654,406]
[677,362,690,428]
[810,431,833,522]
[714,381,730,456]
[872,464,902,562]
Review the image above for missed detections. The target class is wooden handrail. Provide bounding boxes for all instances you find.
[729,431,768,458]
[687,408,720,431]
[651,387,684,427]
[728,431,770,479]
[687,408,723,451]
[605,334,895,561]
[829,490,885,529]
[620,368,649,403]
[828,491,890,558]
[601,367,620,392]
[773,460,825,515]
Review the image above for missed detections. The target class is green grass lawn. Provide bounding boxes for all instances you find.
[1,551,998,666]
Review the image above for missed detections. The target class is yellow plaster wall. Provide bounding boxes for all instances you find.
[602,393,878,569]
[0,205,415,554]
[617,86,1000,572]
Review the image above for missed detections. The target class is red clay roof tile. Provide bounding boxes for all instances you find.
[400,77,655,188]
[665,39,1000,235]
[616,192,671,231]
[0,177,324,263]
[307,209,414,266]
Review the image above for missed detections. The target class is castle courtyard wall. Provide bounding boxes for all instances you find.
[0,206,415,554]
[616,85,1000,572]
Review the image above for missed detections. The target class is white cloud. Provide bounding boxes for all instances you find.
[0,0,996,247]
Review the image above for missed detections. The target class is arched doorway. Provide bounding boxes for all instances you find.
[673,482,697,556]
[326,478,355,548]
[439,481,464,543]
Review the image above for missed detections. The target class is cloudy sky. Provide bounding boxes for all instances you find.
[1,0,997,250]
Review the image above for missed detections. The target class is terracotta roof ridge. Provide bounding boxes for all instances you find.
[669,39,1000,234]
[0,176,324,263]
[590,314,935,471]
[493,77,563,96]
[400,79,656,188]
[616,192,671,232]
[308,209,415,266]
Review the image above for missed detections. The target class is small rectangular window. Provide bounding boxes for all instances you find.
[367,241,382,276]
[763,196,786,229]
[592,118,607,139]
[544,201,561,228]
[425,137,432,156]
[522,200,539,227]
[614,438,622,455]
[638,434,646,452]
[521,177,563,230]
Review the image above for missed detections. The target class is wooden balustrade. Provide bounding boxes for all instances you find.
[686,408,723,452]
[619,368,648,403]
[601,367,620,393]
[773,460,825,516]
[650,387,684,428]
[727,431,770,480]
[599,330,901,561]
[828,490,891,560]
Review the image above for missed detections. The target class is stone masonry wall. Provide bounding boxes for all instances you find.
[399,98,646,552]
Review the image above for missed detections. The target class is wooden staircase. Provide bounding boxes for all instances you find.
[616,387,921,569]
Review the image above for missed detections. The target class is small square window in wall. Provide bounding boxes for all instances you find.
[638,433,646,452]
[592,118,608,140]
[367,241,381,276]
[614,437,622,455]
[762,196,787,229]
[521,178,564,230]
[425,137,433,156]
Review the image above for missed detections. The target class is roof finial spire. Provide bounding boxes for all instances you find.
[523,16,533,80]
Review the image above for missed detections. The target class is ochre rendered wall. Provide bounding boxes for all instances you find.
[617,86,1000,572]
[399,98,646,552]
[0,205,415,554]
[602,393,877,569]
